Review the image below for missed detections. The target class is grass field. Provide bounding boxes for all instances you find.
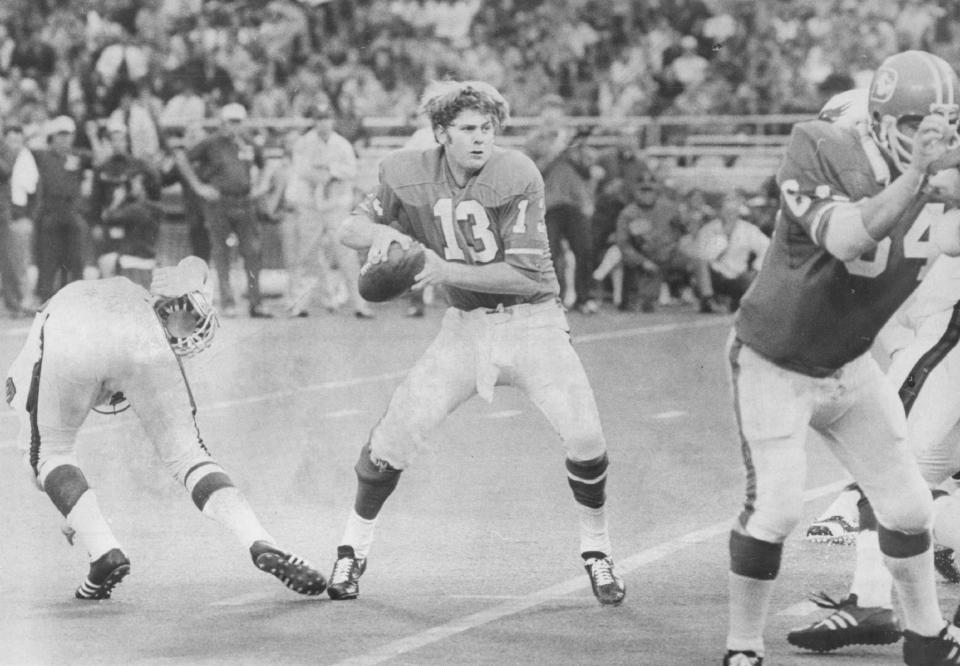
[1,298,956,665]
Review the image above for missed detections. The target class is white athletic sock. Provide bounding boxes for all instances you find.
[341,510,377,560]
[201,487,273,548]
[68,491,123,561]
[576,504,612,556]
[885,546,944,636]
[726,572,771,656]
[850,529,892,607]
[933,495,960,551]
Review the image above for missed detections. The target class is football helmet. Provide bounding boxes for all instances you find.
[868,50,960,172]
[154,291,219,358]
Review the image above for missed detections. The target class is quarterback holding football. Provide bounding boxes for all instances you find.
[329,79,625,607]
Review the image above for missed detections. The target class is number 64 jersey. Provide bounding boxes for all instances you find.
[736,119,956,377]
[355,145,560,311]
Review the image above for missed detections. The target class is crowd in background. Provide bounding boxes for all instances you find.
[0,0,954,318]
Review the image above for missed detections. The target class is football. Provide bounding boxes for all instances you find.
[358,240,427,302]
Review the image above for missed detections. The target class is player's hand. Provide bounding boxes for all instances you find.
[367,225,412,264]
[412,248,448,290]
[912,113,953,174]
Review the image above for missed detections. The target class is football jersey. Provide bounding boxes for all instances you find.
[356,145,559,311]
[736,119,942,377]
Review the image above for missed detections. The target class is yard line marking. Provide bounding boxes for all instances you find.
[0,317,728,428]
[0,406,367,450]
[332,479,849,666]
[485,410,523,419]
[647,410,687,420]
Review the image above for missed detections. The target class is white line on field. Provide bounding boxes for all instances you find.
[330,480,849,666]
[0,317,729,429]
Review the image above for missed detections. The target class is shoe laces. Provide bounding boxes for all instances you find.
[808,591,852,610]
[589,558,615,586]
[332,555,355,583]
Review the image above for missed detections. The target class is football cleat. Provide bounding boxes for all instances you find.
[722,650,763,666]
[583,555,626,606]
[327,545,366,600]
[76,548,130,600]
[787,592,901,652]
[936,546,960,584]
[250,541,326,596]
[804,515,858,545]
[903,623,960,665]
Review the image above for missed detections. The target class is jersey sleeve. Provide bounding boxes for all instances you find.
[776,122,864,246]
[493,155,550,273]
[352,162,413,235]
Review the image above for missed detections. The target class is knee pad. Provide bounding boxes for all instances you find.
[183,460,235,510]
[729,530,783,580]
[43,464,90,517]
[566,453,608,509]
[354,441,402,520]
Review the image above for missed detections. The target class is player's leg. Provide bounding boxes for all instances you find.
[202,201,235,311]
[821,356,944,641]
[804,479,861,544]
[725,339,812,663]
[15,319,130,599]
[231,200,266,316]
[329,310,477,599]
[892,306,960,582]
[507,306,623,605]
[124,347,324,595]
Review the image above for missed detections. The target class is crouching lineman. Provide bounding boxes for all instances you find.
[4,256,326,600]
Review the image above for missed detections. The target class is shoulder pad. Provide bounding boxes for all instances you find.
[477,148,542,190]
[380,147,441,188]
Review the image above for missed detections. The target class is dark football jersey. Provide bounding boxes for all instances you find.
[736,119,941,376]
[355,145,559,311]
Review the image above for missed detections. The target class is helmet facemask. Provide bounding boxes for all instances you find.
[154,291,219,358]
[873,104,960,173]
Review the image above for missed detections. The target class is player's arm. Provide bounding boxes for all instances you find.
[337,189,413,260]
[173,145,219,201]
[413,251,542,296]
[820,114,952,260]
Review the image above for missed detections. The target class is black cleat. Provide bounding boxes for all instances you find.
[936,546,960,584]
[583,555,626,606]
[804,515,858,545]
[904,623,960,665]
[722,650,763,666]
[250,541,326,596]
[76,548,130,600]
[327,545,366,600]
[787,592,900,652]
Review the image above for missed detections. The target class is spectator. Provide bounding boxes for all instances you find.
[108,79,162,166]
[692,191,770,313]
[173,102,272,318]
[613,176,688,312]
[95,171,161,289]
[0,119,19,314]
[159,75,206,130]
[283,102,369,319]
[2,122,37,314]
[90,118,160,279]
[32,115,93,303]
[523,94,601,314]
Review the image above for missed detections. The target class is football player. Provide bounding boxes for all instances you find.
[723,50,960,666]
[328,80,625,606]
[4,257,326,599]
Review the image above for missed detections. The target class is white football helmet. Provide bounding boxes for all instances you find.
[154,291,218,358]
